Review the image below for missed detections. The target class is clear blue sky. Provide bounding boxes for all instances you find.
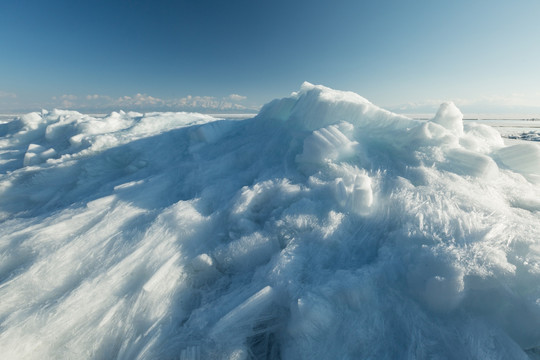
[1,0,540,114]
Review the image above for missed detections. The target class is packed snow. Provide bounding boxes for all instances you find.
[1,83,540,359]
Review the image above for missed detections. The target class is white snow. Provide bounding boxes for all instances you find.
[1,83,540,359]
[432,101,464,136]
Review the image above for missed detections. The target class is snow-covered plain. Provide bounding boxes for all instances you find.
[1,83,540,359]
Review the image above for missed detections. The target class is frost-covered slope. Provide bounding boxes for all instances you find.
[1,83,540,359]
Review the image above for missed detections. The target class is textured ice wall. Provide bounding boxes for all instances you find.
[0,83,539,359]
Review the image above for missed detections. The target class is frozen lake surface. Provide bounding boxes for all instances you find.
[0,83,539,359]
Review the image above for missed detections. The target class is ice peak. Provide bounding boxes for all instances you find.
[432,101,464,136]
[259,82,411,131]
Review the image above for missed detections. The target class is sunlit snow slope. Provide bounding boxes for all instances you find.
[1,83,540,359]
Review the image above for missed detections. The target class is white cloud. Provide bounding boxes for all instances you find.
[45,92,258,113]
[60,94,77,100]
[53,94,78,108]
[227,94,247,101]
[0,91,16,99]
[170,94,250,111]
[115,93,165,107]
[468,93,540,108]
[389,99,446,112]
[86,94,111,101]
[389,92,540,116]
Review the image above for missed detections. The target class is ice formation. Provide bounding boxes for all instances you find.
[508,130,540,142]
[0,83,540,359]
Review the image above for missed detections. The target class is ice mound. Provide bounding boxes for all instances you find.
[1,84,540,359]
[495,143,540,176]
[259,82,413,131]
[432,101,464,136]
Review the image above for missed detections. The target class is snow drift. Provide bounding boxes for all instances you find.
[0,83,540,359]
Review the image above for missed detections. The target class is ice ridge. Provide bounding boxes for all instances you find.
[0,84,539,359]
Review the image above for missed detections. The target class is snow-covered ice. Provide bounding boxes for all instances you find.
[464,118,540,144]
[0,83,540,359]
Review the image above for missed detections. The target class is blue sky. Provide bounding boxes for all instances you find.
[1,0,540,115]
